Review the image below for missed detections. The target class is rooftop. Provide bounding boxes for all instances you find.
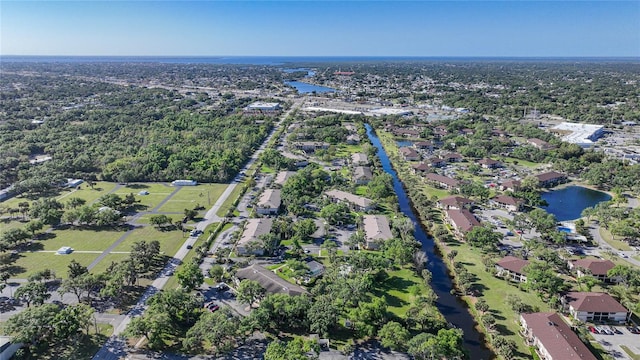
[236,264,307,296]
[496,256,529,274]
[521,312,597,360]
[564,292,628,313]
[362,215,393,241]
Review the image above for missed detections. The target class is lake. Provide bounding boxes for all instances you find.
[542,185,611,221]
[284,80,336,94]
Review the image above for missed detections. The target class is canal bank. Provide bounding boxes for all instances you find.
[365,124,493,359]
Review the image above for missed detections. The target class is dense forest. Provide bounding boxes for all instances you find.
[0,70,274,189]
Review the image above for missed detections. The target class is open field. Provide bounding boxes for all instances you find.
[10,252,98,279]
[40,227,125,251]
[599,227,633,251]
[114,183,175,211]
[372,267,428,318]
[112,226,185,256]
[157,184,227,213]
[89,253,132,274]
[1,181,118,209]
[0,219,27,235]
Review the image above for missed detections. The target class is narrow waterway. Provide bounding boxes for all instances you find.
[365,124,492,359]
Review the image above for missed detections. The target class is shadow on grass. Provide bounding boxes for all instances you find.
[125,184,150,189]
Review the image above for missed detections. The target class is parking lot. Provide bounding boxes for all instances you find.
[590,325,640,359]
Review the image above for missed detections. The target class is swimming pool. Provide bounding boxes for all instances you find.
[558,226,573,233]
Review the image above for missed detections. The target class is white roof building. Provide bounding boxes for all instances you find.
[245,102,281,111]
[551,122,604,148]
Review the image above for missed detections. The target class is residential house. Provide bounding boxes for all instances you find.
[568,259,618,283]
[500,179,521,192]
[306,260,325,277]
[460,128,474,136]
[491,195,525,212]
[445,209,480,236]
[351,153,369,166]
[478,158,502,169]
[424,173,460,190]
[324,190,375,212]
[237,218,274,256]
[353,166,373,185]
[411,163,430,175]
[362,215,393,250]
[273,171,296,187]
[495,256,529,282]
[400,147,421,161]
[392,128,420,138]
[562,292,629,323]
[535,172,568,188]
[437,196,473,210]
[414,141,433,151]
[442,153,463,162]
[236,264,307,296]
[426,157,447,168]
[527,138,553,150]
[346,134,361,145]
[256,189,281,215]
[520,312,597,360]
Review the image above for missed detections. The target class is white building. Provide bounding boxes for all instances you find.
[551,122,604,148]
[171,180,197,186]
[563,292,629,324]
[244,102,281,115]
[256,189,281,215]
[237,218,273,256]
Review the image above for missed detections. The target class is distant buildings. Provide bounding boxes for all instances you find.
[424,173,460,191]
[478,158,502,169]
[243,102,281,115]
[399,147,420,161]
[437,196,473,211]
[551,122,604,148]
[0,186,15,202]
[171,180,197,186]
[351,153,369,166]
[491,195,525,212]
[324,190,375,212]
[535,171,567,188]
[273,171,296,187]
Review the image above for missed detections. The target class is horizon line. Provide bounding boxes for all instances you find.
[2,54,640,59]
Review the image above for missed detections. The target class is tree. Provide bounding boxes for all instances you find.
[183,307,239,355]
[130,240,160,274]
[66,197,86,209]
[408,329,466,360]
[293,218,318,241]
[1,228,30,247]
[14,281,51,307]
[524,261,566,298]
[24,219,44,237]
[264,337,319,360]
[208,264,224,282]
[475,299,489,314]
[465,226,501,250]
[4,303,60,350]
[308,295,339,337]
[150,214,172,228]
[481,313,496,332]
[184,208,198,221]
[348,297,387,337]
[68,260,88,279]
[236,280,265,308]
[176,261,204,292]
[493,336,517,360]
[446,250,458,264]
[98,194,123,211]
[30,198,64,226]
[319,203,352,226]
[378,321,410,351]
[53,303,94,341]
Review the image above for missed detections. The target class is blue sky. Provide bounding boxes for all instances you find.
[1,1,639,57]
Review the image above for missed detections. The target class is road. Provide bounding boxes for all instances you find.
[92,98,304,360]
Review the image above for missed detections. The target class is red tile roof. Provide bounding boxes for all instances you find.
[496,256,529,274]
[492,195,524,207]
[521,312,597,360]
[536,171,566,182]
[565,292,628,313]
[570,259,615,276]
[425,173,460,188]
[439,196,473,208]
[446,209,480,233]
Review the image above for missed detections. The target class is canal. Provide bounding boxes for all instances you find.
[365,124,492,359]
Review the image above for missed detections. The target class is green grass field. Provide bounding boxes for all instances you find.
[0,219,28,235]
[11,252,98,279]
[157,184,227,213]
[372,267,428,318]
[41,227,124,251]
[1,181,117,209]
[112,226,185,256]
[422,185,451,200]
[89,253,131,274]
[599,227,633,251]
[445,241,551,356]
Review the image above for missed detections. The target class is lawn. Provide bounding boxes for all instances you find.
[41,227,125,251]
[157,184,227,213]
[89,253,131,274]
[261,165,276,174]
[599,227,633,251]
[136,213,184,225]
[1,181,117,209]
[0,218,28,235]
[11,252,98,279]
[113,226,185,256]
[335,144,363,157]
[114,183,176,211]
[502,157,541,169]
[445,241,551,356]
[216,183,244,217]
[371,267,427,318]
[621,345,640,360]
[422,185,451,200]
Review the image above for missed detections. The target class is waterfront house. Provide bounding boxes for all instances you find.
[535,172,568,188]
[562,292,629,324]
[445,209,480,237]
[500,179,521,192]
[426,157,447,168]
[424,173,460,191]
[256,189,281,215]
[414,141,433,151]
[490,195,525,212]
[495,256,529,283]
[362,215,393,250]
[520,312,597,360]
[411,163,430,175]
[437,196,473,210]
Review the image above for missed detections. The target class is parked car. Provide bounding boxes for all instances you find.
[214,283,229,291]
[589,326,598,334]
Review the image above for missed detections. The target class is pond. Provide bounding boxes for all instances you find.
[395,140,413,147]
[284,80,336,94]
[542,185,611,221]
